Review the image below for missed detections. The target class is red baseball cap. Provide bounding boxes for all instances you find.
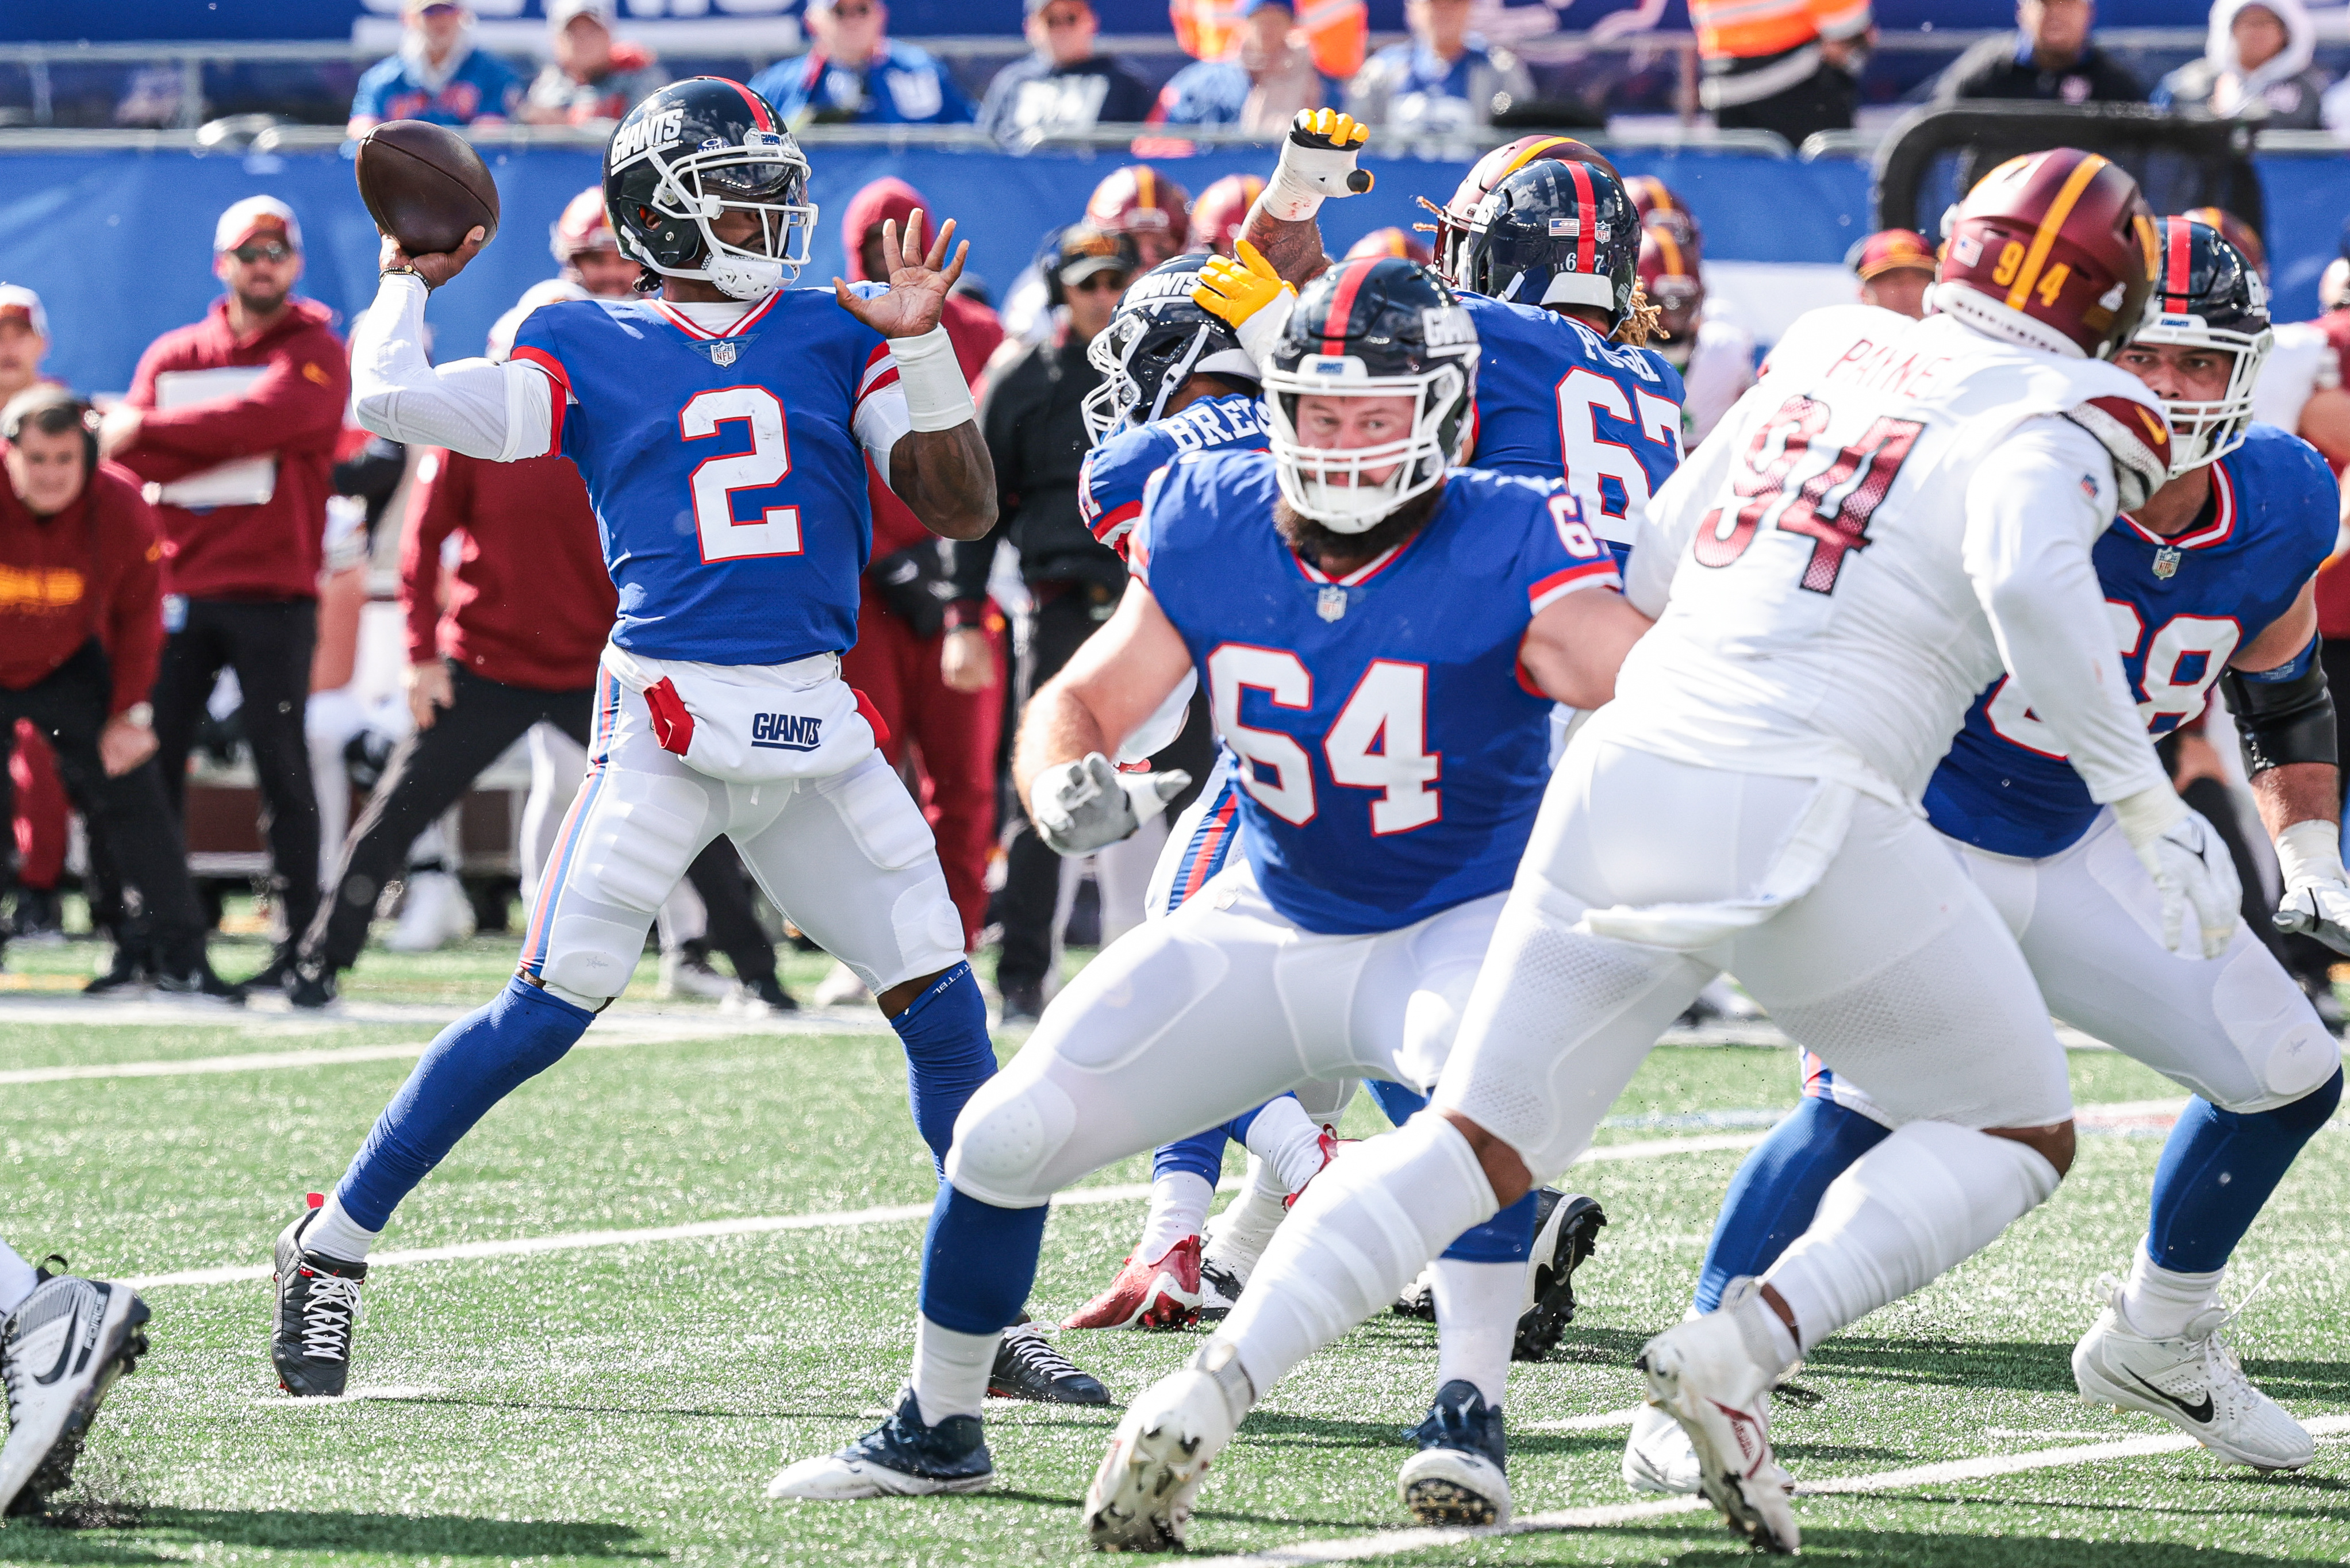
[1848,228,1936,281]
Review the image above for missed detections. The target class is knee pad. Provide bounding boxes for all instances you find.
[2214,943,2343,1109]
[822,756,935,871]
[942,1074,1078,1206]
[578,778,708,913]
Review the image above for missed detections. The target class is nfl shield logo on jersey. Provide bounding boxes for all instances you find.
[1317,585,1348,622]
[2154,547,2182,579]
[710,340,740,368]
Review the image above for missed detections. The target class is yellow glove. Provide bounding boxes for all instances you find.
[1264,109,1374,222]
[1193,239,1295,329]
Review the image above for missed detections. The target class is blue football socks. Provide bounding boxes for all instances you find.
[919,1183,1050,1334]
[2144,1067,2341,1273]
[1694,1094,1890,1313]
[337,977,594,1231]
[888,963,998,1172]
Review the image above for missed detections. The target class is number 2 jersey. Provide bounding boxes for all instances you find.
[1132,451,1619,934]
[1611,304,2175,810]
[1928,421,2337,858]
[510,287,906,666]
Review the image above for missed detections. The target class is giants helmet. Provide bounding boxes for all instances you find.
[1934,148,2157,362]
[1262,257,1478,532]
[604,77,817,301]
[1459,157,1641,328]
[1625,175,1700,251]
[2130,217,2273,474]
[1188,174,1265,258]
[1345,226,1435,266]
[550,185,617,263]
[1427,136,1616,287]
[1086,166,1193,266]
[2181,205,2267,280]
[1638,223,1703,343]
[1082,255,1261,443]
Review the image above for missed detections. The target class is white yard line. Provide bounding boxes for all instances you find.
[1188,1414,2350,1567]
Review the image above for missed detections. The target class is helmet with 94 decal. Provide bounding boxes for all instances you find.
[1261,256,1477,532]
[1932,147,2158,362]
[604,77,817,301]
[1459,155,1641,328]
[2129,216,2272,474]
[1082,254,1262,444]
[1426,136,1616,290]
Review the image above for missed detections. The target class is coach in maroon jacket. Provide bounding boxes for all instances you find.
[0,390,227,994]
[100,195,351,989]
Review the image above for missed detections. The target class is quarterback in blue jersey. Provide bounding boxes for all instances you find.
[1625,220,2350,1493]
[773,260,1646,1524]
[278,78,1105,1423]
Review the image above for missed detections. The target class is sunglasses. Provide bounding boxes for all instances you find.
[229,241,295,264]
[1068,272,1128,293]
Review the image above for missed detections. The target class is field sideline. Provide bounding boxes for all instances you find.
[2,930,2348,1566]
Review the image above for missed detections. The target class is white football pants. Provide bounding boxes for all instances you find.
[944,858,1501,1208]
[1439,740,2076,1183]
[520,670,966,1001]
[1818,809,2339,1123]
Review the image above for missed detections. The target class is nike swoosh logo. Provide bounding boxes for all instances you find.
[2126,1367,2214,1424]
[30,1300,85,1388]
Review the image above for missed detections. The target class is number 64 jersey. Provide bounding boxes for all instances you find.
[1600,303,2177,809]
[1131,450,1619,935]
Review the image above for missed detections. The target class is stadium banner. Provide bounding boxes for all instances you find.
[9,0,2207,44]
[1,144,2334,397]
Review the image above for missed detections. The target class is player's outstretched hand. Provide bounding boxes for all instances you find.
[1029,753,1191,857]
[379,227,486,290]
[835,209,968,339]
[1262,108,1373,224]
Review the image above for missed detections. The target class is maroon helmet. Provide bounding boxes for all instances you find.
[1085,165,1193,267]
[1186,174,1265,258]
[1638,223,1703,342]
[1625,174,1700,251]
[1938,148,2158,361]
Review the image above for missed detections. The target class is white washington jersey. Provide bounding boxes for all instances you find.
[1596,305,2175,809]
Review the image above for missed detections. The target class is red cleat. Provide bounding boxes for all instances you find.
[1062,1236,1204,1330]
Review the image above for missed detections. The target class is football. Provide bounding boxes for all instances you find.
[355,120,501,258]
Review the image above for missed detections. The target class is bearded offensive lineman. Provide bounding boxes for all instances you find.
[766,256,1652,1515]
[269,78,1102,1416]
[1090,149,2243,1554]
[1625,216,2350,1492]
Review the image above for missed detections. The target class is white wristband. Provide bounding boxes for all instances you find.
[2275,817,2348,892]
[2110,783,2187,851]
[889,325,977,433]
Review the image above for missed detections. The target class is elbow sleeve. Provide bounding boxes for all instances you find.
[2221,636,2337,775]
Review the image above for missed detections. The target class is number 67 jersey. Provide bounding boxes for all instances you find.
[1131,449,1619,935]
[1603,303,2175,806]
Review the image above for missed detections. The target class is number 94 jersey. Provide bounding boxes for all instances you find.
[1460,294,1684,554]
[511,288,901,666]
[1928,421,2338,858]
[1131,450,1620,935]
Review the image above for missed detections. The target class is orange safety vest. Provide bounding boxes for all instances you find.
[1691,0,1868,62]
[1170,0,1366,81]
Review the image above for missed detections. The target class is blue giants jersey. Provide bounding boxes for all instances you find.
[1458,293,1685,556]
[1926,422,2337,859]
[1077,391,1267,555]
[511,288,898,665]
[1134,451,1621,934]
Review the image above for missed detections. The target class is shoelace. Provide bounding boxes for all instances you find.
[1001,1325,1081,1382]
[298,1270,364,1361]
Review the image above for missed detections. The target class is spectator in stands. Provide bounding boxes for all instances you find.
[0,285,68,946]
[1188,174,1266,256]
[2158,0,2325,128]
[821,180,1006,997]
[100,197,350,993]
[1688,0,1869,147]
[747,0,973,126]
[0,391,228,997]
[519,0,666,126]
[1848,226,1937,317]
[348,0,521,136]
[1346,0,1533,136]
[954,224,1135,1021]
[1937,0,2143,105]
[1149,0,1327,132]
[980,0,1156,145]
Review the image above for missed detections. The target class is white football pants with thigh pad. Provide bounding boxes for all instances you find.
[944,859,1499,1209]
[524,678,966,1001]
[1440,740,2076,1182]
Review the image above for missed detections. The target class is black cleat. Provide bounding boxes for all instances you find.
[1398,1378,1510,1525]
[82,949,149,997]
[721,974,798,1016]
[997,978,1045,1026]
[0,1265,151,1518]
[1513,1190,1605,1363]
[155,960,245,1005]
[285,963,338,1010]
[272,1201,367,1397]
[988,1322,1108,1405]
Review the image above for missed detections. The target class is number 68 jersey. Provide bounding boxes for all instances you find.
[1602,304,2174,805]
[1131,449,1619,935]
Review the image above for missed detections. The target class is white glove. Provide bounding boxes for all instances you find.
[1261,109,1373,222]
[2273,817,2350,955]
[2113,785,2243,959]
[1028,753,1192,858]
